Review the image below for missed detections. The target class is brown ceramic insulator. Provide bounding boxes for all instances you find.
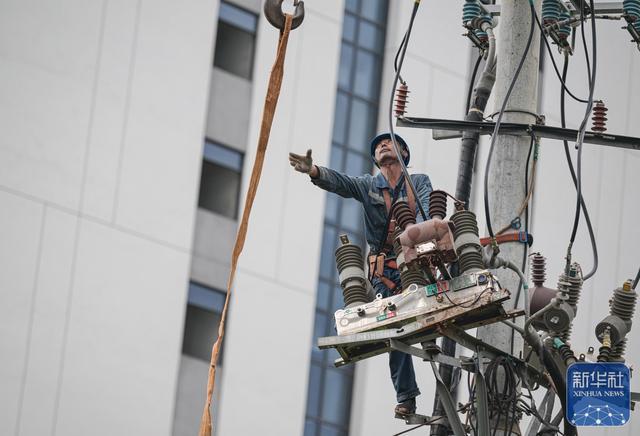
[394,83,409,118]
[591,100,608,132]
[429,190,447,219]
[450,210,484,273]
[530,253,546,287]
[392,227,403,259]
[393,200,416,230]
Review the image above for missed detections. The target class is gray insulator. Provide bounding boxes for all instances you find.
[566,263,583,311]
[401,264,428,288]
[595,314,630,345]
[610,285,637,325]
[560,263,582,341]
[544,299,575,335]
[606,281,637,362]
[450,210,484,273]
[609,340,627,362]
[335,236,370,308]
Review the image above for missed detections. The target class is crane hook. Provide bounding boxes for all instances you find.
[263,0,305,30]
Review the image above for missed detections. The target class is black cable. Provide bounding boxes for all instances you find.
[387,0,428,221]
[442,286,493,309]
[632,267,640,290]
[510,135,535,356]
[466,52,484,114]
[561,15,599,280]
[483,0,536,238]
[560,50,598,281]
[532,9,588,103]
[394,30,408,85]
[569,0,595,244]
[486,356,519,436]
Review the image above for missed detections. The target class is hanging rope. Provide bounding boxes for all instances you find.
[198,13,294,436]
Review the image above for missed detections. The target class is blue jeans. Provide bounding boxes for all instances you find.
[371,265,421,403]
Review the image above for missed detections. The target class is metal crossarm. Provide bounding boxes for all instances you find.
[397,117,640,151]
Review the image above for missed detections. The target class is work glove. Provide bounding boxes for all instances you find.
[288,149,313,174]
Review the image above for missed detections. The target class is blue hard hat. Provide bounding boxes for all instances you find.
[370,133,410,166]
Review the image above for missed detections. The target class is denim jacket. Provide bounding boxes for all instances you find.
[311,166,433,255]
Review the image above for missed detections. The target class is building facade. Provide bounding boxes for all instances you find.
[1,1,639,436]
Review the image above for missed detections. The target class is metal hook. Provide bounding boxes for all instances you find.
[263,0,305,30]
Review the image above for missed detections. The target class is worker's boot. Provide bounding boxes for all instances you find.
[394,397,416,417]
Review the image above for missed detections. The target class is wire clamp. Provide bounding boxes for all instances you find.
[510,217,521,230]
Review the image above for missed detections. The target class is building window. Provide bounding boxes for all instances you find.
[182,282,226,361]
[198,140,243,219]
[304,1,388,435]
[213,1,258,80]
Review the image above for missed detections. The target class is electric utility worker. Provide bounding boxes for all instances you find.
[289,133,433,416]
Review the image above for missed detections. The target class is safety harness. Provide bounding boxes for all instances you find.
[367,175,416,293]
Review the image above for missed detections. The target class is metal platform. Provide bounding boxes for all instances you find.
[318,289,520,367]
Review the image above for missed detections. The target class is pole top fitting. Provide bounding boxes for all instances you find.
[264,0,305,31]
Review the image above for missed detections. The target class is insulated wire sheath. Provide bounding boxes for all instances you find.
[561,32,599,281]
[388,0,427,221]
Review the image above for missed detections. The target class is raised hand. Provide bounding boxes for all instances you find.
[288,149,314,174]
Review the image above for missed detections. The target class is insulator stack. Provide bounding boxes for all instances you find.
[558,343,577,366]
[530,253,547,287]
[401,265,429,288]
[597,345,611,362]
[608,280,637,362]
[450,210,484,273]
[462,0,482,26]
[624,0,640,31]
[394,83,409,118]
[462,0,488,42]
[557,9,571,41]
[542,0,561,25]
[591,101,608,132]
[560,263,583,341]
[540,269,576,335]
[393,200,416,231]
[392,227,403,259]
[566,263,582,310]
[429,190,447,220]
[597,327,612,362]
[529,253,559,330]
[335,235,370,308]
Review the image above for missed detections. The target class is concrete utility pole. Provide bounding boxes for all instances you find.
[476,0,542,433]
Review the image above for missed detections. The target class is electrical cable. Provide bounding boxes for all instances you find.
[510,135,535,355]
[466,52,484,114]
[532,8,589,103]
[486,356,519,436]
[483,0,536,239]
[560,31,599,280]
[569,0,597,247]
[387,0,428,221]
[632,267,640,290]
[394,30,408,85]
[442,286,494,309]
